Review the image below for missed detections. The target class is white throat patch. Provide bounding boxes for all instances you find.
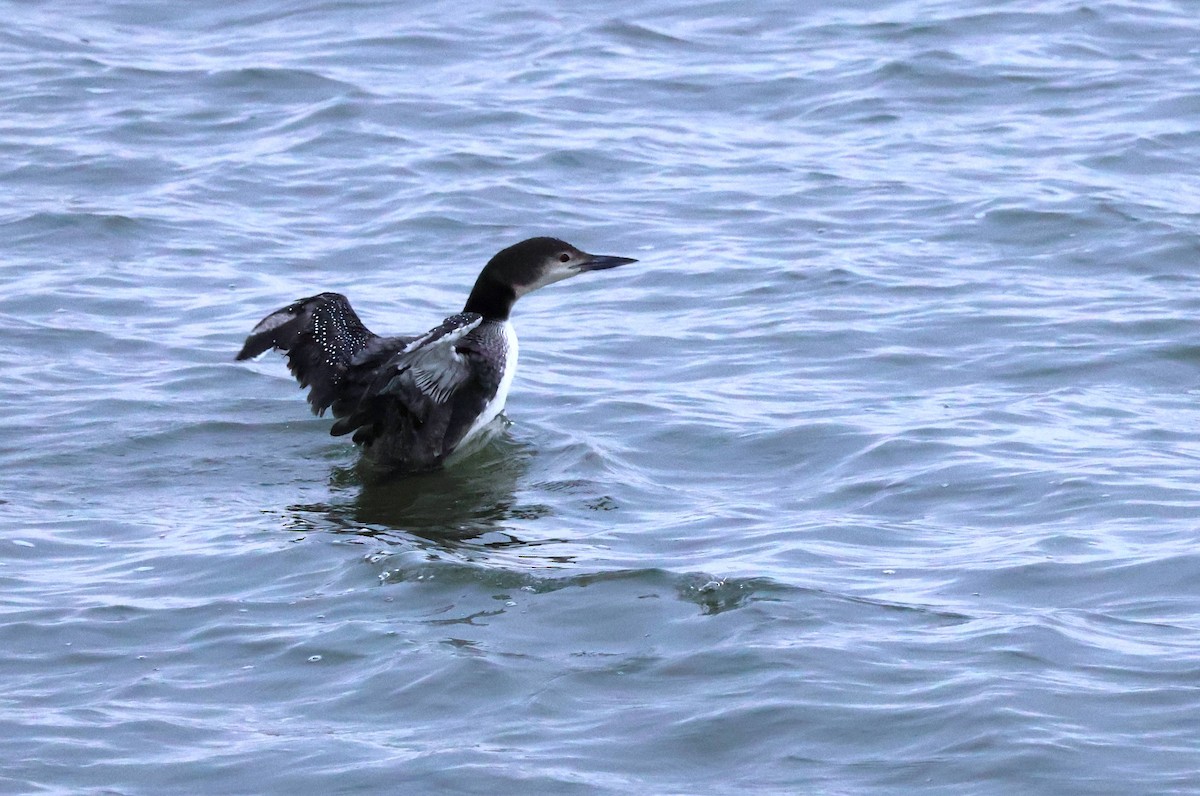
[513,261,577,298]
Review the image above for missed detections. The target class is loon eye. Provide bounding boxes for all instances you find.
[559,253,570,263]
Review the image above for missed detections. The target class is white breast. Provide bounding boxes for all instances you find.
[457,321,518,449]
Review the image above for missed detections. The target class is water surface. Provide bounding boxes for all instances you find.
[3,0,1200,793]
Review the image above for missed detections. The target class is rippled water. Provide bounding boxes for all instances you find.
[3,0,1200,792]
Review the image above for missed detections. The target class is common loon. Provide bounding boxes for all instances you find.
[237,237,637,474]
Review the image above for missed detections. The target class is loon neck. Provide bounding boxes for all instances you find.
[462,273,516,322]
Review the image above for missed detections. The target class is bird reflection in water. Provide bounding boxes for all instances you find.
[282,432,578,565]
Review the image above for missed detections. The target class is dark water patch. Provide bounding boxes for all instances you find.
[373,560,792,616]
[202,66,364,103]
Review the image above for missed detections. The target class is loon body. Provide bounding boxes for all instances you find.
[237,237,636,475]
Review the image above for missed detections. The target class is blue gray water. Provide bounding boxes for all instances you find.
[3,1,1199,792]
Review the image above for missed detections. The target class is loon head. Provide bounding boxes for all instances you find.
[463,237,637,321]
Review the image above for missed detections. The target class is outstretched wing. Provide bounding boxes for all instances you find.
[330,312,483,443]
[237,292,379,416]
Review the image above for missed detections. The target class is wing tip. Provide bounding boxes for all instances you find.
[235,333,277,361]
